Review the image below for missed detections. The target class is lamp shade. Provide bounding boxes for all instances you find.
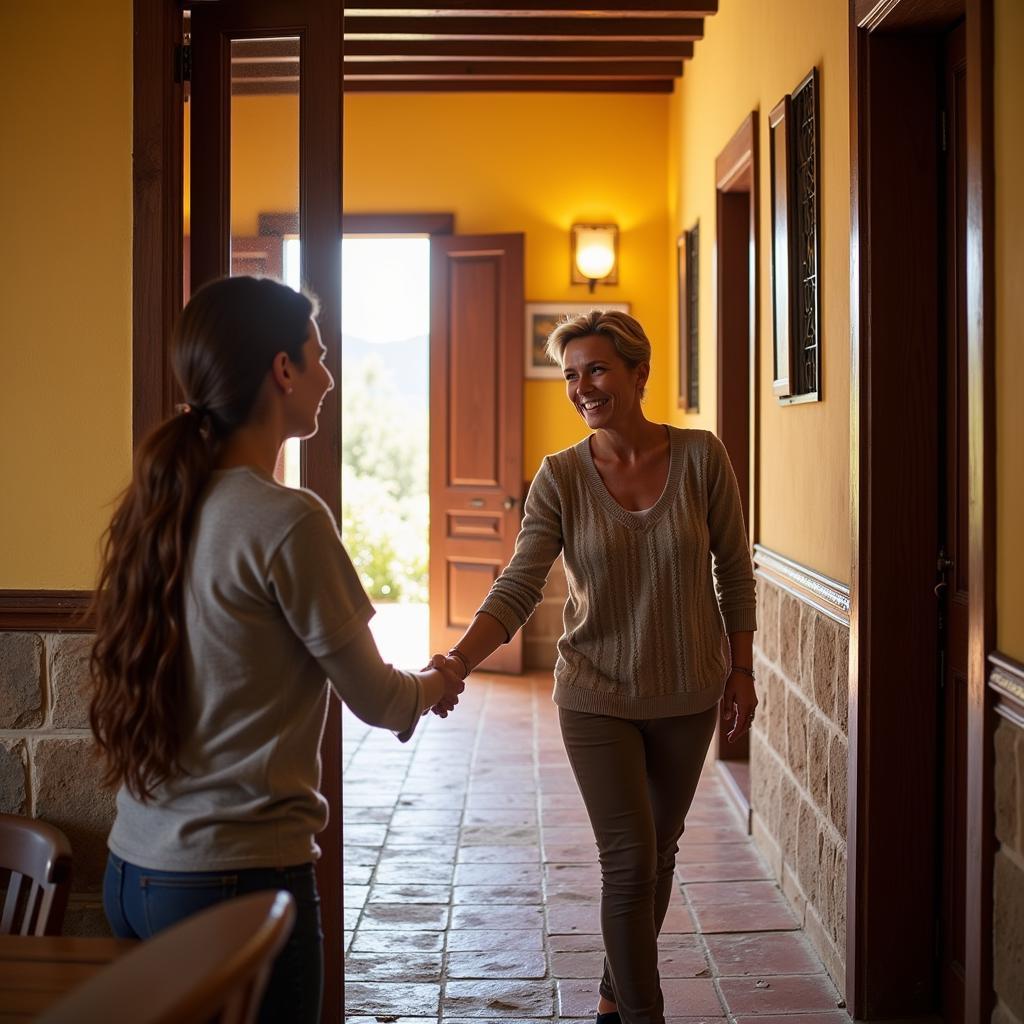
[571,223,618,286]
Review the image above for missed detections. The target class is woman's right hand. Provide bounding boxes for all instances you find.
[419,658,465,718]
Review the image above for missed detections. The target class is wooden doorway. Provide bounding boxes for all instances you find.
[848,0,995,1018]
[428,233,525,674]
[713,113,759,812]
[142,1,344,1019]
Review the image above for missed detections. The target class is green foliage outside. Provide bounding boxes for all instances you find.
[341,354,428,602]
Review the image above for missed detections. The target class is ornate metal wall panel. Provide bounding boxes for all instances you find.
[792,68,821,398]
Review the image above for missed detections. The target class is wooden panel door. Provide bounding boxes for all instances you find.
[188,6,344,1022]
[429,234,524,673]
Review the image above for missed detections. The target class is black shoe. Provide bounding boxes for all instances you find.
[596,1014,621,1024]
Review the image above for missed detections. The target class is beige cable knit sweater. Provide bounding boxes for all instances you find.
[478,427,757,719]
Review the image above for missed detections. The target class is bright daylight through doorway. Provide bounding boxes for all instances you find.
[283,235,431,667]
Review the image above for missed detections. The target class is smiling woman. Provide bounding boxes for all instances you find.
[425,307,758,1024]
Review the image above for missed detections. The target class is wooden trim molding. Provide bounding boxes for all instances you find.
[753,545,851,626]
[964,2,996,1018]
[990,652,1024,729]
[133,0,184,444]
[0,592,94,633]
[259,212,456,237]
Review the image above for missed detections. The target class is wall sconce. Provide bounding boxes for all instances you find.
[571,223,619,292]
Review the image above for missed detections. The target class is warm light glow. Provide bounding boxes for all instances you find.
[572,223,618,285]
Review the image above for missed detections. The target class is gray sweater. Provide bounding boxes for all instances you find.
[479,427,757,719]
[108,468,421,871]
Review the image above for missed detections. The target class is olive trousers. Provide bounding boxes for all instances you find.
[558,703,719,1024]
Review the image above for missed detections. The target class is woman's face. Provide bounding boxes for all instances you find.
[561,333,647,430]
[288,319,334,439]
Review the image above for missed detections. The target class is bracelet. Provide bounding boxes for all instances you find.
[731,665,755,679]
[447,647,470,679]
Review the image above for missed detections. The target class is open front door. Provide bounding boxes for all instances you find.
[189,5,343,1021]
[429,234,525,674]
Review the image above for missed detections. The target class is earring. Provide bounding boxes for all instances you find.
[287,387,294,395]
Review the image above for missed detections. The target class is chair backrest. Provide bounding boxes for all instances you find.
[0,813,73,936]
[38,889,296,1024]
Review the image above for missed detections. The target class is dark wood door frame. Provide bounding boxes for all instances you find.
[139,4,344,1021]
[713,112,759,795]
[848,0,994,1018]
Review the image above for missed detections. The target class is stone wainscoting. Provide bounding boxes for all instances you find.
[994,711,1024,1024]
[0,631,113,935]
[750,575,849,991]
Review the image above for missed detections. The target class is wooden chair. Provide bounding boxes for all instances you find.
[0,813,73,936]
[38,890,296,1024]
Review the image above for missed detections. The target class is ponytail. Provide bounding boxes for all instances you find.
[89,411,214,799]
[89,276,316,800]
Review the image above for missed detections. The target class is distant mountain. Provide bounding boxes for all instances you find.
[342,333,428,406]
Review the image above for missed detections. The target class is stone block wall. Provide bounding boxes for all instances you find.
[994,715,1024,1024]
[522,555,567,671]
[749,577,850,989]
[0,632,114,935]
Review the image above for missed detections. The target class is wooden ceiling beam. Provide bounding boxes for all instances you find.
[345,39,694,57]
[343,15,704,39]
[345,2,715,12]
[341,78,675,92]
[231,79,674,94]
[233,59,683,78]
[230,38,694,59]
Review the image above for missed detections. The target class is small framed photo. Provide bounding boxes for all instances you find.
[525,301,631,379]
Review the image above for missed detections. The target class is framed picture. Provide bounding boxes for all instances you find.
[524,302,631,379]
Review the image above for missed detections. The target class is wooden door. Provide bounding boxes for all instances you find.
[938,20,969,1023]
[429,234,525,673]
[188,6,344,1022]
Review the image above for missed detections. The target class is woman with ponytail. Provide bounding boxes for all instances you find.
[90,276,463,1022]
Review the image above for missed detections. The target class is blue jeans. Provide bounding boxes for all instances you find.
[103,853,323,1024]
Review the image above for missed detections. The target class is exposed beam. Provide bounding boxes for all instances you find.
[343,15,704,38]
[232,58,683,78]
[232,79,675,94]
[346,2,715,11]
[337,38,693,57]
[230,37,694,59]
[342,78,675,91]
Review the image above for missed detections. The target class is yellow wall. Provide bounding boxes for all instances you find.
[0,3,133,589]
[995,0,1024,660]
[668,0,851,583]
[343,93,671,475]
[219,92,671,477]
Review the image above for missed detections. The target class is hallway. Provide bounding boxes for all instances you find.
[341,672,847,1021]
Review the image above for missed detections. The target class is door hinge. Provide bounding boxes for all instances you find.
[940,109,948,153]
[175,43,192,85]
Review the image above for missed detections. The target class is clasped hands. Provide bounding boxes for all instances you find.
[422,653,468,718]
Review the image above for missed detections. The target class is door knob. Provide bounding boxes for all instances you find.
[503,496,518,511]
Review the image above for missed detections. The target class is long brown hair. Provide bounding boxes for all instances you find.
[89,276,317,800]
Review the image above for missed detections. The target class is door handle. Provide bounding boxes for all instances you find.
[503,496,518,511]
[468,498,485,508]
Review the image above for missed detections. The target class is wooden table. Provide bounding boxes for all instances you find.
[0,935,135,1021]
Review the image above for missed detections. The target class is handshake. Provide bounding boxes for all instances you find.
[420,651,469,718]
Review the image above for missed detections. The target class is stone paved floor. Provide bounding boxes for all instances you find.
[342,661,847,1022]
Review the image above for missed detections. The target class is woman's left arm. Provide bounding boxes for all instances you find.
[705,433,758,636]
[705,433,759,740]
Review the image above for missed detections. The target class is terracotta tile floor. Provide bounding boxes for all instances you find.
[342,669,846,1022]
